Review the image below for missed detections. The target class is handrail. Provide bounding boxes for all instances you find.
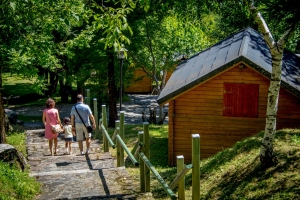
[169,164,192,190]
[139,152,178,200]
[111,128,119,141]
[116,135,139,166]
[100,124,116,149]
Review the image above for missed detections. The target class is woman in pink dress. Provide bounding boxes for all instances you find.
[42,98,62,155]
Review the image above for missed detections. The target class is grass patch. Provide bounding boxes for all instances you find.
[107,126,300,199]
[2,73,36,97]
[0,128,41,199]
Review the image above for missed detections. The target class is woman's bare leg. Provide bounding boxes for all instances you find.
[49,139,54,155]
[54,137,58,154]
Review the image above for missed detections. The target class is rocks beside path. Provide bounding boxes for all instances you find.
[27,129,154,200]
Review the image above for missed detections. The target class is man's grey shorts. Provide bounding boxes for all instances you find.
[75,123,92,141]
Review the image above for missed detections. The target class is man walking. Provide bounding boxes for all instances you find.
[70,94,96,155]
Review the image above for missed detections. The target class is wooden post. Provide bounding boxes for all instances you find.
[143,122,150,192]
[112,120,120,142]
[117,111,125,167]
[102,105,109,152]
[192,134,200,200]
[93,98,99,139]
[177,155,185,199]
[138,131,145,192]
[86,89,90,107]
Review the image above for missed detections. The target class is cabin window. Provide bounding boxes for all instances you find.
[223,83,259,118]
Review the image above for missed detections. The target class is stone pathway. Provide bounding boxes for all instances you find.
[27,129,154,200]
[23,95,167,200]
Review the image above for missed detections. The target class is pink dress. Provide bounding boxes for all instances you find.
[44,108,60,139]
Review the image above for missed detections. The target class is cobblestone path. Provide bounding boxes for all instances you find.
[27,129,154,200]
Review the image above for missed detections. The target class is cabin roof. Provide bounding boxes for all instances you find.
[157,27,300,105]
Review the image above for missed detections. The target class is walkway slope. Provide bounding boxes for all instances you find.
[27,129,154,200]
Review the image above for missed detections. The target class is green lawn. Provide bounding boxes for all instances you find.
[2,73,36,97]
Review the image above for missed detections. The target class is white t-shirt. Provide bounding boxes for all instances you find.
[63,124,73,138]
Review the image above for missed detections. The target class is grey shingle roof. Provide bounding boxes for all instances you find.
[157,27,300,105]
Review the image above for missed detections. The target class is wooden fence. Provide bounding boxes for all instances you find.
[85,91,200,199]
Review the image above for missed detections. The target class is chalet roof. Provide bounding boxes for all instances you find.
[157,27,300,105]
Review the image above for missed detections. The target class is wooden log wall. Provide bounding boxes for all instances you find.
[168,63,300,165]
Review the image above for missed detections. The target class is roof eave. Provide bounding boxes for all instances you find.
[157,55,300,105]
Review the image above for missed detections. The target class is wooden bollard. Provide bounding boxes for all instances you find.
[177,155,185,199]
[143,122,150,192]
[93,98,99,139]
[192,134,200,200]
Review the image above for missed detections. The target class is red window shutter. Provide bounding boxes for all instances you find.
[223,83,258,118]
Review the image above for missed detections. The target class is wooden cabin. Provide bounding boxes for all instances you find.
[125,68,173,94]
[156,27,300,166]
[125,69,152,93]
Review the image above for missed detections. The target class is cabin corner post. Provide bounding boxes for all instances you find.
[102,105,109,152]
[169,100,175,165]
[143,122,150,192]
[192,134,200,200]
[177,155,185,199]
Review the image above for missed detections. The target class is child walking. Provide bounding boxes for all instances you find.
[63,117,75,155]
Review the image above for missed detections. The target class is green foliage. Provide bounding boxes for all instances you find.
[6,131,27,157]
[0,131,41,199]
[0,162,41,200]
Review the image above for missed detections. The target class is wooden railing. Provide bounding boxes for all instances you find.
[95,103,200,199]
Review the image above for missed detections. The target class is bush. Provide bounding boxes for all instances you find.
[0,162,40,200]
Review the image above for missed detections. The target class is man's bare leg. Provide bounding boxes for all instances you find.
[85,137,91,154]
[78,140,84,154]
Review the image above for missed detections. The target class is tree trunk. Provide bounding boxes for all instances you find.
[76,79,85,95]
[59,78,71,103]
[260,54,282,168]
[253,11,293,169]
[0,57,7,144]
[49,71,59,96]
[107,48,117,127]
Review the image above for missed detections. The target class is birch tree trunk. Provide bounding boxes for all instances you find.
[254,11,293,168]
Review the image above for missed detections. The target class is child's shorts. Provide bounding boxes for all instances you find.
[65,138,73,142]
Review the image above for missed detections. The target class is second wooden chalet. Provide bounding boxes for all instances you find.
[157,27,300,166]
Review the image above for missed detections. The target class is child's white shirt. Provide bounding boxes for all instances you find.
[63,124,73,138]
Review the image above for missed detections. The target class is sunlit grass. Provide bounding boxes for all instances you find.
[106,126,300,199]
